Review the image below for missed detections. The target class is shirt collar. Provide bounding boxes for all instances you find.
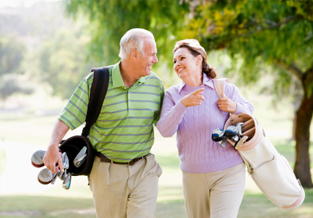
[111,61,147,88]
[178,73,215,93]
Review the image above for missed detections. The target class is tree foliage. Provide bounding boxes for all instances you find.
[182,0,313,95]
[0,36,26,76]
[64,0,189,64]
[0,2,101,100]
[0,36,34,100]
[37,26,98,99]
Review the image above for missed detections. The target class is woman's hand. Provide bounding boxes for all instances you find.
[181,88,205,107]
[217,97,237,113]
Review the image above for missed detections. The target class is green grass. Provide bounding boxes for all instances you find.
[238,189,313,218]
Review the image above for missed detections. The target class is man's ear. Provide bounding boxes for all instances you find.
[130,49,138,59]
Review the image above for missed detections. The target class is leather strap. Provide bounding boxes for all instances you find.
[96,152,149,165]
[212,78,230,99]
[82,67,110,137]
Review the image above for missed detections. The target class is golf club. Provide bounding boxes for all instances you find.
[73,146,87,168]
[31,150,46,168]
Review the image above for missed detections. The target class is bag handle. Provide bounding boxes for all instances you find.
[213,78,230,99]
[82,67,110,137]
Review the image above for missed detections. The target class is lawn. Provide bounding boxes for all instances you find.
[0,92,313,218]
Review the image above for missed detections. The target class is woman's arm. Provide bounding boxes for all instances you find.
[157,88,205,137]
[156,91,187,137]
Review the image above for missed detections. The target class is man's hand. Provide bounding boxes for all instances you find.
[181,88,205,107]
[43,145,64,174]
[217,97,237,113]
[43,119,69,174]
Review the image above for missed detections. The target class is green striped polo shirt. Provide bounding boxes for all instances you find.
[58,61,164,162]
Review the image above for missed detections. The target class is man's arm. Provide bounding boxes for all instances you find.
[43,119,70,174]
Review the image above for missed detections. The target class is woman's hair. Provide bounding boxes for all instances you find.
[173,39,217,79]
[119,28,154,59]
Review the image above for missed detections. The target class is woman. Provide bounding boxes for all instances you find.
[157,39,254,218]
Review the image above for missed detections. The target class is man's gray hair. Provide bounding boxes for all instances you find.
[119,28,154,59]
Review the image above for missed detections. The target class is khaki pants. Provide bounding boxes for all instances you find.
[89,154,162,218]
[183,163,245,218]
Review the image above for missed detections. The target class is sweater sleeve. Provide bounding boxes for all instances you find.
[225,83,254,115]
[156,89,188,137]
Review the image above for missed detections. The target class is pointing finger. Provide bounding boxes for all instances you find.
[191,88,204,95]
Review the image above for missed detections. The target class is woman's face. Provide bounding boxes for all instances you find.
[173,47,202,83]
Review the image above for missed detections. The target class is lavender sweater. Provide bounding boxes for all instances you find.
[157,74,254,174]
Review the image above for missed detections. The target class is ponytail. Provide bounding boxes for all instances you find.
[203,63,217,79]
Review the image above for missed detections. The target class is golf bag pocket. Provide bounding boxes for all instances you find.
[59,135,96,176]
[224,113,305,210]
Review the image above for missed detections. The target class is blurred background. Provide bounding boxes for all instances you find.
[0,0,312,217]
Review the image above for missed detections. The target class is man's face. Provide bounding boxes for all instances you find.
[137,37,158,77]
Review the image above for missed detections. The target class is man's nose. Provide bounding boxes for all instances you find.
[153,55,158,63]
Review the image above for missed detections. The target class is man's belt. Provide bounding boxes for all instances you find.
[96,152,149,165]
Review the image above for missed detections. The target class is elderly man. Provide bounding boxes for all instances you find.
[43,28,164,218]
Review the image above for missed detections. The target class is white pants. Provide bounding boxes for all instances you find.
[89,154,162,218]
[183,163,245,218]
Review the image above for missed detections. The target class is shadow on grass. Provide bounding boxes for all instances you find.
[238,189,313,218]
[0,189,312,218]
[0,195,95,218]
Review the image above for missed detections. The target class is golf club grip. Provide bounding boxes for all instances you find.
[242,119,254,132]
[242,127,255,140]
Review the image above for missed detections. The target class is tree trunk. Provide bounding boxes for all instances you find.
[294,72,313,188]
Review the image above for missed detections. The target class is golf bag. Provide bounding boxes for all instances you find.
[213,78,305,210]
[59,67,110,176]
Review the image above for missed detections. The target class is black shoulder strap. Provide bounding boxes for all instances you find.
[82,67,110,137]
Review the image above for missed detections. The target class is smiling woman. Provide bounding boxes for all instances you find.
[157,39,254,218]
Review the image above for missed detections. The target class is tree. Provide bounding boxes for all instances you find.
[64,0,189,64]
[181,0,313,187]
[64,0,313,187]
[0,74,33,101]
[0,36,33,101]
[37,27,99,99]
[0,36,26,76]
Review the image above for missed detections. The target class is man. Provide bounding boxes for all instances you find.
[43,28,164,218]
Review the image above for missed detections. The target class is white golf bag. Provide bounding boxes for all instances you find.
[213,79,305,210]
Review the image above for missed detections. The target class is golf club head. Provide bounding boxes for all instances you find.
[50,172,58,184]
[57,170,64,180]
[234,135,249,150]
[212,128,225,142]
[73,146,87,168]
[231,135,240,143]
[62,152,69,170]
[236,122,244,136]
[57,168,67,180]
[37,168,54,185]
[62,173,71,190]
[224,125,238,138]
[31,150,46,168]
[220,137,228,148]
